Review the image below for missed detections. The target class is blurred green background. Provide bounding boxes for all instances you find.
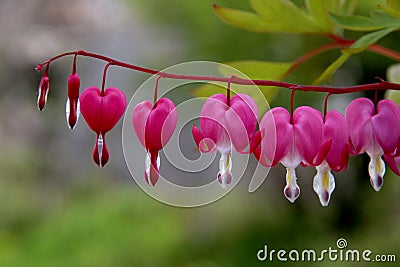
[0,0,399,266]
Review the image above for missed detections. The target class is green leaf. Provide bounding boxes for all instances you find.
[378,0,400,18]
[385,63,400,104]
[212,4,274,32]
[313,53,351,85]
[213,1,325,34]
[314,24,398,84]
[345,24,399,53]
[305,0,340,33]
[331,10,400,31]
[341,0,360,15]
[192,61,292,116]
[249,0,324,33]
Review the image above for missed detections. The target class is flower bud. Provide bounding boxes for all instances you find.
[37,75,50,111]
[66,73,81,129]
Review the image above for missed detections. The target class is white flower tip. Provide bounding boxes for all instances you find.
[313,167,335,207]
[144,152,160,186]
[284,168,300,203]
[284,185,300,203]
[368,156,385,191]
[370,176,383,191]
[218,152,232,188]
[217,171,232,188]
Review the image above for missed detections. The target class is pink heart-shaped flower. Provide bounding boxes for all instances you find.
[132,98,177,186]
[80,86,126,167]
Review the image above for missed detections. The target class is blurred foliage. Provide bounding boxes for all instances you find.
[0,0,400,266]
[385,63,400,103]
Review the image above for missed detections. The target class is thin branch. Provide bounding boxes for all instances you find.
[36,50,400,95]
[368,44,400,62]
[284,42,350,78]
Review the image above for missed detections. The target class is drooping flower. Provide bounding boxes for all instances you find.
[132,98,177,186]
[66,73,81,129]
[313,110,349,206]
[192,94,258,188]
[255,106,330,203]
[80,87,126,167]
[346,98,400,191]
[37,75,50,111]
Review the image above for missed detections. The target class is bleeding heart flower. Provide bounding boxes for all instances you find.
[346,98,400,191]
[80,86,126,167]
[313,110,349,206]
[66,73,81,129]
[192,94,259,188]
[255,106,330,203]
[132,98,177,186]
[37,75,50,111]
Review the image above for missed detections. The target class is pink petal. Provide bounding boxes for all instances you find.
[100,88,126,132]
[293,106,324,165]
[225,94,258,153]
[145,98,177,152]
[346,98,375,155]
[200,94,230,151]
[253,146,269,166]
[250,129,264,153]
[323,110,349,171]
[260,107,292,167]
[80,87,102,133]
[80,87,126,134]
[384,154,400,176]
[192,125,215,153]
[372,99,400,156]
[132,100,152,147]
[312,139,332,167]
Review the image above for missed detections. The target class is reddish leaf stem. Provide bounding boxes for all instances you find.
[284,42,351,78]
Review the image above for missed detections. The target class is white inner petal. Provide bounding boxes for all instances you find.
[97,134,104,166]
[367,155,385,191]
[313,162,335,207]
[284,167,300,203]
[218,152,232,188]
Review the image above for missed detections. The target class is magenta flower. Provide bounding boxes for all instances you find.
[192,94,258,188]
[255,106,330,203]
[66,73,81,129]
[80,87,126,167]
[346,98,400,191]
[313,110,349,206]
[132,98,177,186]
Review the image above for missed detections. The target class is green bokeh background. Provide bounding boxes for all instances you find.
[0,0,399,266]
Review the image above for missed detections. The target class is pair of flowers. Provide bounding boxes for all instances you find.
[132,93,260,188]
